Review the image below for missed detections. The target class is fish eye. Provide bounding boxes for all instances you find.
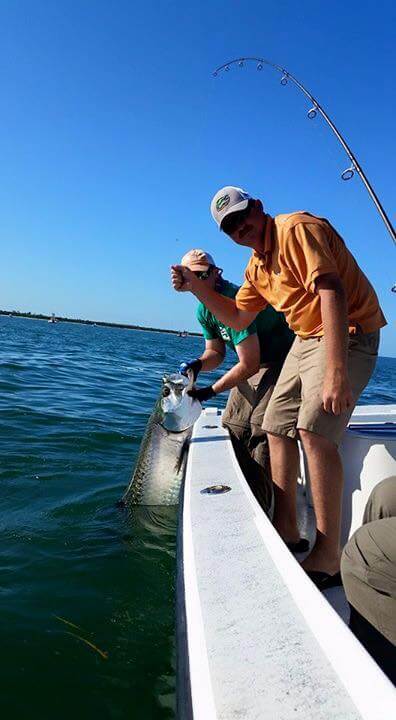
[162,386,171,397]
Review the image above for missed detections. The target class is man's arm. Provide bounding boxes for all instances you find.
[171,265,257,330]
[212,334,260,394]
[199,338,226,371]
[316,273,353,415]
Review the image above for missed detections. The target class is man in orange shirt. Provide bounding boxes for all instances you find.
[171,186,386,590]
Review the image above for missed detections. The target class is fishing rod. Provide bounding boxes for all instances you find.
[213,57,396,292]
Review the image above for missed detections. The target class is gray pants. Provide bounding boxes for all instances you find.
[222,363,283,514]
[341,477,396,681]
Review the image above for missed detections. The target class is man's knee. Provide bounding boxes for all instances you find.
[266,431,296,447]
[341,518,396,646]
[340,529,364,594]
[363,476,396,524]
[298,428,337,451]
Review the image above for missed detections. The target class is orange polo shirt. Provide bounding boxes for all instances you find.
[235,212,386,338]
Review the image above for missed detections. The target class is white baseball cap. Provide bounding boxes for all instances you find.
[180,249,216,271]
[210,186,252,228]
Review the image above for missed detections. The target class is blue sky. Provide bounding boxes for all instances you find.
[1,0,395,355]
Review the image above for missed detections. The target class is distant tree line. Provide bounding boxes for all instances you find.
[0,309,202,337]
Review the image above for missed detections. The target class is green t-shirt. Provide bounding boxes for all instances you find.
[196,280,294,364]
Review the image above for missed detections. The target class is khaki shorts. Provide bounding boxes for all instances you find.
[262,330,379,446]
[222,363,283,513]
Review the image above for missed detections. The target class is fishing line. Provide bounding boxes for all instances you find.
[212,57,396,292]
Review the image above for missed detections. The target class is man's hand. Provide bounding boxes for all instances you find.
[322,368,353,415]
[188,385,216,403]
[171,265,196,292]
[316,273,351,415]
[179,359,202,381]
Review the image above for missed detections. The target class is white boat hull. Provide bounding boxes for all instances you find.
[177,405,396,719]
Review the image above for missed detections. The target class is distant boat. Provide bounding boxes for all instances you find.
[48,314,58,324]
[178,330,188,337]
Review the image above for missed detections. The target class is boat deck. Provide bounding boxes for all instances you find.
[177,406,396,720]
[296,485,350,622]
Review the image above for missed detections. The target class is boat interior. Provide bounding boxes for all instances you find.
[177,404,396,720]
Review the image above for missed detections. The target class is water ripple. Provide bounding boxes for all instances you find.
[0,316,393,719]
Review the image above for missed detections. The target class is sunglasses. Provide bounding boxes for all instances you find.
[193,268,212,280]
[221,202,253,235]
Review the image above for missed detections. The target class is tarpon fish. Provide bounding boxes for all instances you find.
[122,372,201,506]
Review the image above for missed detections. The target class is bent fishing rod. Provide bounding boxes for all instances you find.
[213,57,396,292]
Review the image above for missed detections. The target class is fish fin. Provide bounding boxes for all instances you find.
[175,436,190,475]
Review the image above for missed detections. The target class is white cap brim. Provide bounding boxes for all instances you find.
[218,198,249,229]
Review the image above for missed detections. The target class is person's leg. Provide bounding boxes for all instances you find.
[267,433,301,544]
[341,517,396,683]
[246,363,288,513]
[363,476,396,524]
[229,431,273,512]
[262,342,303,543]
[348,606,396,685]
[222,366,280,514]
[298,430,343,574]
[295,331,379,576]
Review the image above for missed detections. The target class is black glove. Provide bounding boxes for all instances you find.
[179,359,202,381]
[188,385,216,403]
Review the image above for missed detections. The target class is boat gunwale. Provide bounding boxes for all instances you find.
[178,405,396,720]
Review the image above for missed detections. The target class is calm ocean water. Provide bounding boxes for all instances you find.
[0,316,395,719]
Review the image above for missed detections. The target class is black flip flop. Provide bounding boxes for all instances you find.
[306,570,342,590]
[286,538,310,553]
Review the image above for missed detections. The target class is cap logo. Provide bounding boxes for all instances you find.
[216,195,230,212]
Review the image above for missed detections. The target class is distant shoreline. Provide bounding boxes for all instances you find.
[0,310,202,337]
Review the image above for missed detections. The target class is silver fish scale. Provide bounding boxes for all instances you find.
[123,396,192,506]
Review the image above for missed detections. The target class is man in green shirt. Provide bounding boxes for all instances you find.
[178,249,298,527]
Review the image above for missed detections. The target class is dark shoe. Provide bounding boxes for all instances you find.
[306,570,342,590]
[286,538,310,553]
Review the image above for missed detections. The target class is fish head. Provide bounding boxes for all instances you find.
[160,373,201,432]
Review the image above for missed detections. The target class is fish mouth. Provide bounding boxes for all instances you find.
[163,373,187,385]
[161,414,192,432]
[160,371,201,431]
[162,373,189,393]
[161,396,183,414]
